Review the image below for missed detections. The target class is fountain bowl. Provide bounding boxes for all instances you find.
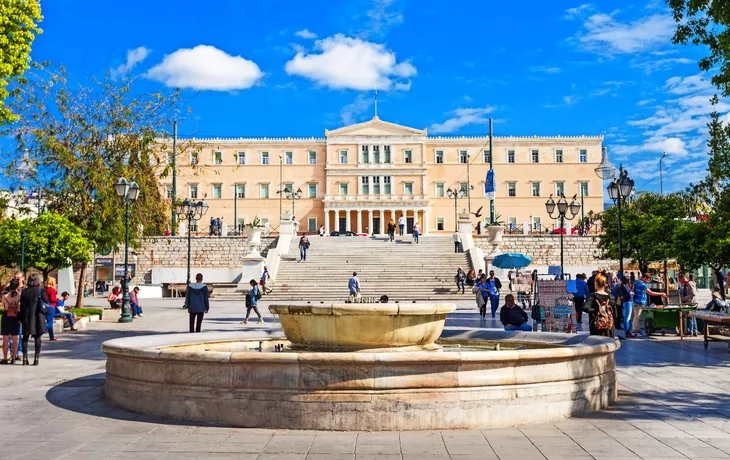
[269,302,456,351]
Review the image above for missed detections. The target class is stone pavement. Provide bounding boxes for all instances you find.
[1,297,730,460]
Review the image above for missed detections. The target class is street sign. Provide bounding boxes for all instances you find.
[485,169,495,200]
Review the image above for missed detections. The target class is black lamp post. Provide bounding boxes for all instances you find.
[447,187,467,232]
[284,187,303,216]
[607,165,635,278]
[176,198,209,308]
[114,177,141,323]
[545,194,581,280]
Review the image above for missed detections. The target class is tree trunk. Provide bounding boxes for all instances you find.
[75,261,87,308]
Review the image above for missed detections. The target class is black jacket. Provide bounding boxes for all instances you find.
[500,304,528,327]
[19,287,49,337]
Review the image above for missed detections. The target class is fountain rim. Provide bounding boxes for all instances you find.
[268,302,457,316]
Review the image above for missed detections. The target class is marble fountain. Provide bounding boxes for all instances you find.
[102,302,620,430]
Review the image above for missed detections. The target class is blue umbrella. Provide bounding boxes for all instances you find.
[491,253,532,270]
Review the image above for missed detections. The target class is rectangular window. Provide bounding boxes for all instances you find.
[361,176,369,195]
[237,151,246,165]
[436,217,445,231]
[384,145,391,163]
[555,182,565,197]
[436,183,445,197]
[372,176,380,194]
[260,184,270,198]
[383,176,391,194]
[483,150,491,163]
[236,219,245,233]
[165,185,173,199]
[531,182,540,197]
[507,150,515,163]
[404,150,412,164]
[189,184,198,199]
[235,184,246,198]
[190,152,198,165]
[507,182,516,197]
[190,221,198,233]
[373,145,380,163]
[362,145,369,164]
[531,149,539,163]
[508,216,518,228]
[308,183,317,198]
[404,183,413,195]
[555,149,563,163]
[436,150,444,164]
[261,217,269,229]
[285,151,293,165]
[283,183,293,194]
[340,150,348,164]
[580,181,589,196]
[308,217,317,233]
[308,151,317,164]
[213,151,222,165]
[459,150,468,164]
[532,216,542,231]
[212,184,222,199]
[340,183,348,196]
[261,151,269,165]
[459,182,469,194]
[580,149,588,163]
[166,152,174,164]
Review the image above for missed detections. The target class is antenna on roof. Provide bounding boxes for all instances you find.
[374,87,378,119]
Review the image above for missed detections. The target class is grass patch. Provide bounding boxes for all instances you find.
[67,307,103,318]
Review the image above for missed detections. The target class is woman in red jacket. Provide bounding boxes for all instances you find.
[45,276,59,342]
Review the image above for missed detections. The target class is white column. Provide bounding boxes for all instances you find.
[379,210,385,234]
[390,209,395,223]
[345,209,351,232]
[424,209,429,235]
[368,210,373,235]
[357,209,363,234]
[402,210,408,234]
[324,209,330,234]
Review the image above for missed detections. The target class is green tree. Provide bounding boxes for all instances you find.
[3,66,199,305]
[598,193,686,273]
[0,0,42,124]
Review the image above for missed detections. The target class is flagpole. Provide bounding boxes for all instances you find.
[374,87,378,118]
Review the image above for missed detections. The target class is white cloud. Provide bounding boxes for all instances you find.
[563,95,578,105]
[430,107,495,134]
[111,46,150,79]
[576,11,675,54]
[284,34,416,91]
[295,29,317,39]
[365,0,404,38]
[564,3,593,20]
[528,65,561,74]
[633,57,693,74]
[146,45,263,91]
[340,94,373,125]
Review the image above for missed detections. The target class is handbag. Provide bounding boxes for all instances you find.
[38,291,50,315]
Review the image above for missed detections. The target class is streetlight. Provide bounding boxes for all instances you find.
[176,198,209,308]
[114,177,141,323]
[606,165,635,278]
[659,151,667,195]
[447,186,467,232]
[284,187,302,216]
[545,193,581,279]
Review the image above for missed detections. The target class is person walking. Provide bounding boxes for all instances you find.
[243,279,263,324]
[473,273,488,317]
[466,268,476,287]
[627,273,667,338]
[19,274,49,365]
[11,271,24,362]
[398,215,406,236]
[261,266,273,295]
[299,233,310,262]
[486,270,502,318]
[129,287,144,318]
[453,232,463,253]
[574,273,589,324]
[500,294,532,331]
[583,274,616,338]
[186,273,209,333]
[680,273,698,336]
[44,277,59,342]
[412,222,420,244]
[348,272,361,302]
[455,267,466,294]
[318,225,325,237]
[587,270,598,295]
[209,217,216,236]
[1,278,22,363]
[618,276,633,333]
[387,221,395,242]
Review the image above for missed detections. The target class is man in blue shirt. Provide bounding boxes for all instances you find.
[348,272,361,302]
[486,270,502,318]
[574,273,589,324]
[628,273,667,338]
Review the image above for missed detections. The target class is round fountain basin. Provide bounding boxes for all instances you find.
[269,302,456,351]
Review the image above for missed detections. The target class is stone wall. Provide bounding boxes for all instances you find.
[474,234,615,267]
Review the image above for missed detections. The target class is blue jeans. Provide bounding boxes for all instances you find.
[131,302,142,316]
[46,307,56,340]
[299,246,307,261]
[57,312,74,327]
[623,301,633,332]
[687,316,698,334]
[413,231,419,243]
[505,324,533,332]
[399,224,404,236]
[489,294,500,317]
[457,279,465,292]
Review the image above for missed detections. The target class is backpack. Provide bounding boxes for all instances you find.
[4,293,19,317]
[594,297,614,331]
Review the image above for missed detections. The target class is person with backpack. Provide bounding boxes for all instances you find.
[1,278,22,363]
[186,273,209,333]
[299,233,310,262]
[582,274,616,337]
[242,279,263,324]
[19,274,49,365]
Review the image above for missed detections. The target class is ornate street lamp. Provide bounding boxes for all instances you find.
[115,177,140,323]
[284,187,303,216]
[607,165,635,277]
[545,193,581,279]
[177,198,209,308]
[447,186,467,232]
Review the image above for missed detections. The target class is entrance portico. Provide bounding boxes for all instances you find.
[323,196,430,235]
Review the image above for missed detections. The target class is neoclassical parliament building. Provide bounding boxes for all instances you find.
[162,116,604,234]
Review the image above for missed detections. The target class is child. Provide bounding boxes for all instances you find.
[56,292,77,331]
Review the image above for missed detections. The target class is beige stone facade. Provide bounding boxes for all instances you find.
[162,117,604,234]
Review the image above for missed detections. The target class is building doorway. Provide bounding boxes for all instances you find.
[372,217,381,234]
[338,217,347,233]
[406,217,414,234]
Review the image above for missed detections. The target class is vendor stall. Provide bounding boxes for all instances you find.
[641,304,697,339]
[689,310,730,351]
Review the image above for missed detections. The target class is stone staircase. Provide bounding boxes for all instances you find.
[256,235,472,302]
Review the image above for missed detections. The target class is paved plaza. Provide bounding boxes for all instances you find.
[1,298,730,460]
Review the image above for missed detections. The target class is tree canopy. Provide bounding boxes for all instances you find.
[0,0,42,124]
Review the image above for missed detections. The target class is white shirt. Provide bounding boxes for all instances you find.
[453,233,462,243]
[398,217,405,225]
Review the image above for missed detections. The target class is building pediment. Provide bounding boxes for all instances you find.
[326,116,427,138]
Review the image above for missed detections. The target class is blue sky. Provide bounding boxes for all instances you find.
[30,0,720,193]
